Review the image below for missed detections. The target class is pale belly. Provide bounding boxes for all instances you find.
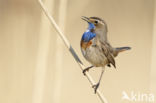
[81,45,108,67]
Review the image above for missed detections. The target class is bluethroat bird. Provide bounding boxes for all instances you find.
[80,16,131,93]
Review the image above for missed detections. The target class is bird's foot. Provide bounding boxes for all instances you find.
[83,68,90,75]
[82,66,93,75]
[92,83,100,94]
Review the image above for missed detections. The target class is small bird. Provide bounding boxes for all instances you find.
[80,16,131,93]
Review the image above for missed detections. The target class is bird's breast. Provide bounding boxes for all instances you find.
[81,40,92,50]
[80,39,108,67]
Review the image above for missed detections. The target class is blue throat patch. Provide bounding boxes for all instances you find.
[82,23,96,42]
[88,22,95,30]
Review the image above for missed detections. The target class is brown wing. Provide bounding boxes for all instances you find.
[101,42,116,68]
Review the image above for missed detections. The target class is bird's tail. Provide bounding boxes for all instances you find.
[116,47,131,53]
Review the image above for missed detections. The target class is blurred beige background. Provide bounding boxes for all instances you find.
[0,0,156,103]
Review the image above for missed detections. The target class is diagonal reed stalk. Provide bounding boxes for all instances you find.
[37,0,108,103]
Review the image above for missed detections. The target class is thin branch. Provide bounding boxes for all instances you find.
[37,0,108,103]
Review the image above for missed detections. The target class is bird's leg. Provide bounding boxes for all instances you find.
[107,64,111,67]
[83,65,94,75]
[92,68,105,93]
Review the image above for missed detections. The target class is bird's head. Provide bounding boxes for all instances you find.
[81,16,107,30]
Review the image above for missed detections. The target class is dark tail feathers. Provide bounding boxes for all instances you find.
[116,47,131,53]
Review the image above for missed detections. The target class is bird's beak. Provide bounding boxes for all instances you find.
[81,16,89,22]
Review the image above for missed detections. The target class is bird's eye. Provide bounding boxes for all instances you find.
[94,20,98,24]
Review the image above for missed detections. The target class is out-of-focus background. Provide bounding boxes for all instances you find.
[0,0,156,103]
